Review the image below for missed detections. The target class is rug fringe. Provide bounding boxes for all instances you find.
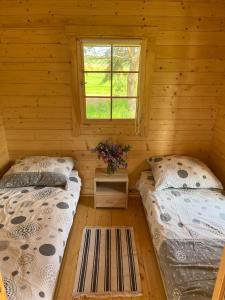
[73,291,143,298]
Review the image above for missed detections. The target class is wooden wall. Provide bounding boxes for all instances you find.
[210,80,225,186]
[1,0,225,194]
[0,113,9,172]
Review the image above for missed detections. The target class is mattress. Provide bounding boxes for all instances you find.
[0,170,81,300]
[137,171,225,300]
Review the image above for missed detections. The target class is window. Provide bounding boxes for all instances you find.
[80,40,141,120]
[66,25,155,136]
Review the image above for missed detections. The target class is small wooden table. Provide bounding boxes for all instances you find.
[94,168,129,208]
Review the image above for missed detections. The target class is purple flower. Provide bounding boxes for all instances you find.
[91,140,131,174]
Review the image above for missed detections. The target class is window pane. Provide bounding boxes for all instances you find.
[85,72,111,96]
[112,46,140,71]
[112,98,136,119]
[86,98,111,119]
[83,46,111,71]
[112,73,138,97]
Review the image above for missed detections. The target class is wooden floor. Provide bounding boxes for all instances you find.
[55,196,166,300]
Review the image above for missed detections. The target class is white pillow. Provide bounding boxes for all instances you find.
[0,156,75,188]
[147,155,223,191]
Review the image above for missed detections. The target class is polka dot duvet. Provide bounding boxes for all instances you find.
[0,170,81,300]
[137,171,225,300]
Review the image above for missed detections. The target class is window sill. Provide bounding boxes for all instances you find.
[79,121,137,136]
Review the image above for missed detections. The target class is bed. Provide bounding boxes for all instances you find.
[0,157,81,300]
[137,170,225,300]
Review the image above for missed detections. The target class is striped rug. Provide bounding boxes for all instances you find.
[73,227,142,298]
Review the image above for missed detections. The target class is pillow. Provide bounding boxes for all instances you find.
[65,170,81,191]
[0,156,75,188]
[147,155,223,191]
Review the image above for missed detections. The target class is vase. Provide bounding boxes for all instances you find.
[106,163,117,175]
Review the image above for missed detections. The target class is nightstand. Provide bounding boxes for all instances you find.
[94,168,129,208]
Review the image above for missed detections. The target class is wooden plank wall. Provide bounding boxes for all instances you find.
[210,80,225,186]
[0,113,9,171]
[1,0,225,194]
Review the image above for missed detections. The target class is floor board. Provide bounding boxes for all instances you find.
[55,196,166,300]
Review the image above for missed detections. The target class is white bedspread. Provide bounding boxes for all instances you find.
[137,171,225,251]
[137,171,225,300]
[0,171,81,300]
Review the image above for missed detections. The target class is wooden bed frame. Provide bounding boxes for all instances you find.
[213,246,225,300]
[0,273,7,300]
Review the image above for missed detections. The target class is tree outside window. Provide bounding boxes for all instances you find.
[82,41,141,120]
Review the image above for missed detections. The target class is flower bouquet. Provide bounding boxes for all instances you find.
[92,140,131,174]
